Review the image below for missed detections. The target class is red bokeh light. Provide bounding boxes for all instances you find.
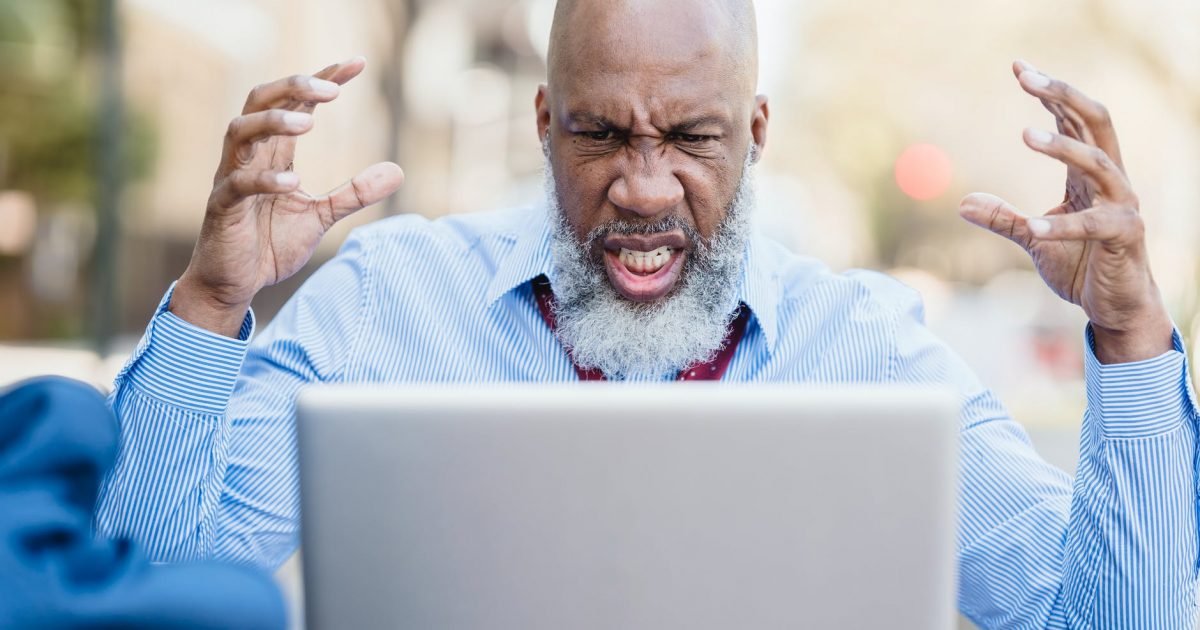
[894,143,953,201]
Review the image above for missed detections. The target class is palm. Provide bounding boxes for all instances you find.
[243,134,333,288]
[203,125,342,306]
[1026,166,1097,307]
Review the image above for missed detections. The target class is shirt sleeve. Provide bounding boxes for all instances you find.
[1056,327,1199,628]
[885,289,1199,629]
[96,233,373,570]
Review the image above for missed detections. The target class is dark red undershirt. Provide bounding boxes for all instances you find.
[531,275,749,381]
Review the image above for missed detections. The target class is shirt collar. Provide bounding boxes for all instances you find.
[739,233,781,353]
[485,206,781,354]
[484,205,556,307]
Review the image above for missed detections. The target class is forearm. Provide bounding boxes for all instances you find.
[95,287,253,561]
[96,384,228,561]
[1053,328,1199,627]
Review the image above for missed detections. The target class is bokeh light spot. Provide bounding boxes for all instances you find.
[894,143,953,201]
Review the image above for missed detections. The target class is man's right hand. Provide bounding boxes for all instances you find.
[171,57,405,337]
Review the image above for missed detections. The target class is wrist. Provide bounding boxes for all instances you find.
[170,274,252,339]
[1090,308,1174,365]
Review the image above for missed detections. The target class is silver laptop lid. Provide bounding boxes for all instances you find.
[297,385,958,630]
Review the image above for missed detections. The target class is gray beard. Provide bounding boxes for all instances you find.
[545,151,756,380]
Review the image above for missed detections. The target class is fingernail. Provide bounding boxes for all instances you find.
[308,78,340,96]
[1021,71,1051,89]
[1026,128,1054,146]
[276,172,299,187]
[1027,218,1051,236]
[283,111,312,130]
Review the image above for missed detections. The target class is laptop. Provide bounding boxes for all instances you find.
[296,385,959,630]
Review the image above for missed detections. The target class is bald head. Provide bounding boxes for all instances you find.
[547,0,759,98]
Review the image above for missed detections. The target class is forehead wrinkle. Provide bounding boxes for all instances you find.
[562,83,736,132]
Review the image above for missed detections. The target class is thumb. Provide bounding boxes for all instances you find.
[322,161,405,223]
[958,192,1034,250]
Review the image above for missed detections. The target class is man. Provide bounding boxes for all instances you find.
[96,0,1199,627]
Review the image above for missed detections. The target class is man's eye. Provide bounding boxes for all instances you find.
[582,130,614,141]
[673,133,713,144]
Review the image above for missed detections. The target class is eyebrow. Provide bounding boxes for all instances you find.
[565,112,730,134]
[566,112,618,127]
[670,116,730,134]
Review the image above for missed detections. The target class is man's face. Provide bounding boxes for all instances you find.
[536,1,767,304]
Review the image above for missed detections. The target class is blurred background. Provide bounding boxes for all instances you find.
[0,0,1197,627]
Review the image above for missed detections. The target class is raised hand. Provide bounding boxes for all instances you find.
[958,61,1173,364]
[172,57,405,337]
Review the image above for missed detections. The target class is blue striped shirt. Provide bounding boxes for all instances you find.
[96,205,1200,628]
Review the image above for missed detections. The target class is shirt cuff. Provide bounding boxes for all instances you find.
[117,282,256,415]
[1084,324,1198,439]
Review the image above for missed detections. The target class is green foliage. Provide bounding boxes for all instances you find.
[0,0,155,205]
[0,0,156,341]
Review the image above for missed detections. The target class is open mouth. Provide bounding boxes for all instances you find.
[601,232,690,303]
[617,246,675,275]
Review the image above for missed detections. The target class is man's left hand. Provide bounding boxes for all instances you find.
[959,60,1174,365]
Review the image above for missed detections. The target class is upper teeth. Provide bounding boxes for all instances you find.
[619,246,674,274]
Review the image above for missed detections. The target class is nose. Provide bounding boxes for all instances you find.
[607,159,685,219]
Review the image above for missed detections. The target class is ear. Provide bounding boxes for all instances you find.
[750,94,769,161]
[535,84,551,142]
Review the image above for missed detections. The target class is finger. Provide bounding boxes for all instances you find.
[1022,128,1133,201]
[957,192,1034,250]
[1012,62,1125,169]
[1014,63,1106,127]
[1045,98,1088,142]
[1023,206,1140,243]
[1012,61,1090,143]
[219,110,314,174]
[312,55,367,86]
[1011,59,1033,79]
[211,170,301,211]
[242,74,341,115]
[241,57,366,118]
[318,162,405,222]
[1052,113,1081,141]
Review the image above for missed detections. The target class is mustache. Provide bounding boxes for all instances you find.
[583,215,705,251]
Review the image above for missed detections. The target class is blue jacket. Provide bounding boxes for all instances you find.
[0,376,285,629]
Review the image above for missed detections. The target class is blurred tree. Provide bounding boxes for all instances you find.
[0,0,94,204]
[0,0,155,341]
